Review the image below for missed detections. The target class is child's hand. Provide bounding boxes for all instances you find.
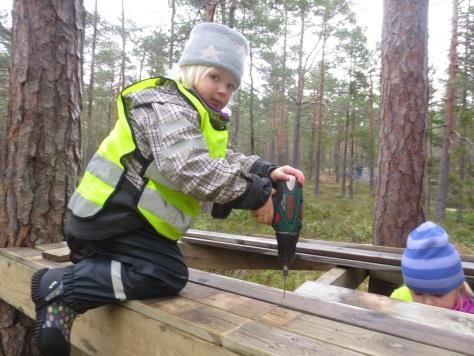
[270,165,305,186]
[251,189,276,225]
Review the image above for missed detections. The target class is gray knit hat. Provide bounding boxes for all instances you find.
[178,22,249,87]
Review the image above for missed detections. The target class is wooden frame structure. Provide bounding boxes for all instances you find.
[1,229,473,355]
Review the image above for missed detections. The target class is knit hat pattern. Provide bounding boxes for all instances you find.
[401,221,465,295]
[178,22,249,87]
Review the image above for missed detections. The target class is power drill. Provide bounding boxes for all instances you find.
[272,175,303,296]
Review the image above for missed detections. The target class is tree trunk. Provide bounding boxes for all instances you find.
[292,8,305,168]
[456,3,470,222]
[249,46,256,154]
[0,0,83,353]
[373,0,428,247]
[269,84,278,163]
[169,0,176,68]
[119,0,126,90]
[230,91,240,147]
[341,109,350,197]
[435,0,458,223]
[228,0,237,28]
[276,5,289,166]
[313,42,326,195]
[85,0,98,165]
[206,1,219,22]
[334,124,341,183]
[368,71,376,194]
[348,108,355,199]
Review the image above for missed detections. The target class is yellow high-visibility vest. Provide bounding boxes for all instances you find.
[68,77,228,240]
[390,285,413,301]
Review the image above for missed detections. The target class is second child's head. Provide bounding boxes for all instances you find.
[402,221,469,309]
[178,23,249,111]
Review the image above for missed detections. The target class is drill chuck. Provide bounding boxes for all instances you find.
[276,232,299,270]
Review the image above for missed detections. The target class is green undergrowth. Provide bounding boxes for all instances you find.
[193,180,474,291]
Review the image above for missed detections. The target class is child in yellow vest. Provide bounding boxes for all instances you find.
[31,22,304,356]
[391,221,474,314]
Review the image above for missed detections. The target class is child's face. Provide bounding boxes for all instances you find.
[194,68,237,110]
[410,287,461,309]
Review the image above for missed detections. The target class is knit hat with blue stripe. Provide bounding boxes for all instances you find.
[402,221,464,295]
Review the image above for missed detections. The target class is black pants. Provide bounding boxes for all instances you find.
[61,228,188,313]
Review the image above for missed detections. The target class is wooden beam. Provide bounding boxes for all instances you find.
[182,236,403,273]
[179,241,330,271]
[42,246,70,262]
[294,267,368,295]
[370,270,403,286]
[182,231,474,281]
[315,267,368,288]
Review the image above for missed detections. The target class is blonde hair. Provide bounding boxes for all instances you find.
[178,65,214,89]
[461,282,474,297]
[176,65,235,111]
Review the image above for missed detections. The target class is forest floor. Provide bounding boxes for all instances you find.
[193,177,474,290]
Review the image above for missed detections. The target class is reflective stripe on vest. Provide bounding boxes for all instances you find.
[68,77,228,240]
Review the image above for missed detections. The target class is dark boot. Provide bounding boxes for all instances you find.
[31,268,77,356]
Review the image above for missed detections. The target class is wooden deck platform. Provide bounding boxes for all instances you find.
[1,231,473,355]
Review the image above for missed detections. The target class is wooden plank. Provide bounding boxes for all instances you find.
[180,283,459,356]
[182,236,402,272]
[188,269,474,354]
[184,230,474,275]
[42,246,70,262]
[292,280,474,331]
[260,307,461,356]
[180,283,275,320]
[73,304,239,356]
[179,241,328,271]
[0,249,37,318]
[128,296,251,345]
[223,320,360,356]
[370,270,403,286]
[0,246,68,269]
[184,230,404,265]
[202,230,474,262]
[35,241,68,251]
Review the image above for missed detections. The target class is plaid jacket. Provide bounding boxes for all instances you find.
[122,80,261,204]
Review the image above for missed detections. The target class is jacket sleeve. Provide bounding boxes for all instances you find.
[128,90,272,209]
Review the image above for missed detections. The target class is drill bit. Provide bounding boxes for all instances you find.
[282,265,289,299]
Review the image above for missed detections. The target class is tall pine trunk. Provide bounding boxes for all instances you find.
[275,6,289,166]
[435,0,458,223]
[313,40,327,195]
[85,0,98,165]
[368,71,376,193]
[169,0,176,68]
[292,8,305,168]
[119,0,126,90]
[373,0,428,248]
